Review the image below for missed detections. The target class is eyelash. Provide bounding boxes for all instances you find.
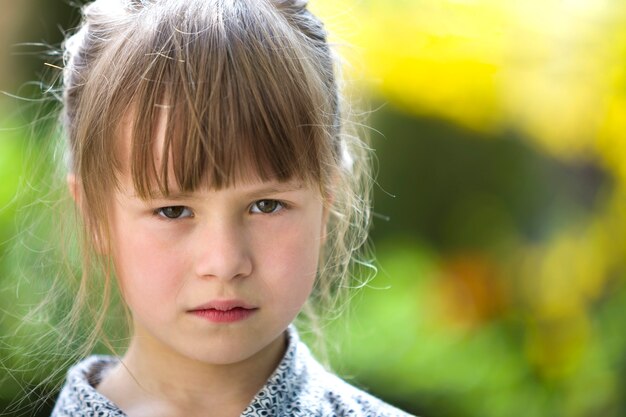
[154,199,286,220]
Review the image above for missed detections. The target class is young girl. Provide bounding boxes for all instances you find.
[49,0,412,415]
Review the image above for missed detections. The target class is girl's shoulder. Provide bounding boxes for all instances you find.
[51,355,124,417]
[295,363,414,417]
[244,327,416,417]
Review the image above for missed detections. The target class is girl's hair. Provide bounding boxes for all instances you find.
[60,0,371,358]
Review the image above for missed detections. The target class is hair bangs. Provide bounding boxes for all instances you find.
[124,0,335,199]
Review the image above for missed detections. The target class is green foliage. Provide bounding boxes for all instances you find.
[328,239,626,417]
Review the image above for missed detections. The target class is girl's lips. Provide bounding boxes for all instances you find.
[188,300,258,323]
[190,307,258,323]
[189,299,256,311]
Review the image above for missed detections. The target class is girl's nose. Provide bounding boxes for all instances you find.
[193,220,253,281]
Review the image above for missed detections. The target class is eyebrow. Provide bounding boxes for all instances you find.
[130,189,197,200]
[244,182,305,198]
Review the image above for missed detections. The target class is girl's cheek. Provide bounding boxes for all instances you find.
[113,227,187,299]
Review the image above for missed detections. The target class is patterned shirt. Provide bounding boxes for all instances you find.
[51,327,414,416]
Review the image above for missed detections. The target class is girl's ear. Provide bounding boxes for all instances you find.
[67,174,107,254]
[320,193,334,245]
[67,173,80,205]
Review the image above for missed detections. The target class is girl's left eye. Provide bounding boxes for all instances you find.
[155,206,193,219]
[250,199,284,214]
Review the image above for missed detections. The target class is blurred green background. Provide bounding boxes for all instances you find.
[3,0,626,416]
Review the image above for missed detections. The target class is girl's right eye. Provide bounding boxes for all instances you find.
[155,206,193,220]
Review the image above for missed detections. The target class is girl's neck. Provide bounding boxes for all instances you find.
[96,328,287,417]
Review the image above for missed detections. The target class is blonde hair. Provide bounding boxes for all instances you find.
[58,0,372,360]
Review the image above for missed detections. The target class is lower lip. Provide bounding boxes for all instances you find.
[190,307,257,323]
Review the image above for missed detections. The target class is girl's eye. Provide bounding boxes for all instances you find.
[250,199,284,214]
[156,206,193,219]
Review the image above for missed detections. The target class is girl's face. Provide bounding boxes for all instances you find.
[106,119,328,366]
